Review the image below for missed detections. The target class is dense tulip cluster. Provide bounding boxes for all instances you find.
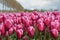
[0,11,60,40]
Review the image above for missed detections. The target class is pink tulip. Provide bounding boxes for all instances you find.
[13,26,16,32]
[21,12,26,16]
[56,15,60,22]
[37,18,44,24]
[44,17,51,26]
[18,17,22,23]
[13,17,18,23]
[16,29,23,39]
[5,19,13,29]
[31,13,36,20]
[21,16,30,27]
[0,23,5,35]
[8,27,13,35]
[21,16,26,24]
[25,19,30,27]
[50,20,59,29]
[51,29,59,38]
[0,15,3,22]
[53,11,59,16]
[16,24,23,29]
[27,26,35,37]
[33,11,38,15]
[37,22,45,32]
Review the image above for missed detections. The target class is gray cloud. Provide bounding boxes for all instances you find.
[16,0,60,10]
[0,0,60,11]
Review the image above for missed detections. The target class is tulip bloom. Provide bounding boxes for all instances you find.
[16,29,23,39]
[37,22,45,32]
[27,26,35,37]
[51,29,59,38]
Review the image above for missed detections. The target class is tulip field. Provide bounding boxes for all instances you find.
[0,11,60,40]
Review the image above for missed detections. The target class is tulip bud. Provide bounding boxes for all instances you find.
[33,11,38,15]
[21,12,26,16]
[8,27,13,35]
[53,11,59,16]
[0,15,3,22]
[13,17,18,23]
[37,18,44,24]
[27,26,35,37]
[0,23,5,35]
[56,15,60,22]
[5,19,13,29]
[21,16,26,24]
[49,15,55,21]
[50,20,59,29]
[44,17,50,26]
[16,29,23,39]
[25,19,30,27]
[16,24,23,29]
[37,22,45,32]
[51,29,59,38]
[13,26,16,32]
[18,17,22,23]
[31,13,36,20]
[23,16,30,26]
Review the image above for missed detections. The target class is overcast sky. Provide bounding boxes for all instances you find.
[16,0,60,10]
[0,0,60,10]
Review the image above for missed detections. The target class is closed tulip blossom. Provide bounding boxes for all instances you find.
[37,22,45,32]
[4,19,13,29]
[27,26,35,37]
[8,27,13,35]
[50,20,59,29]
[16,29,23,39]
[0,23,5,35]
[51,29,59,38]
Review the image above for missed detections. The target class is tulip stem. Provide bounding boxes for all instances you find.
[40,32,42,40]
[5,37,9,40]
[48,32,50,40]
[18,39,20,40]
[44,29,46,40]
[48,28,50,40]
[53,38,56,40]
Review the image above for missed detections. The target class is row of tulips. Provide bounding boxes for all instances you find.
[0,11,60,40]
